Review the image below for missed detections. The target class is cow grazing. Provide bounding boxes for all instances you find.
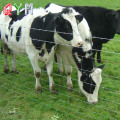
[0,7,84,93]
[55,41,104,104]
[45,3,105,104]
[46,3,120,63]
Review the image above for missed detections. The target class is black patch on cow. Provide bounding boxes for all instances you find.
[72,47,94,71]
[5,34,8,41]
[16,27,21,42]
[11,28,13,36]
[55,18,73,41]
[30,14,55,52]
[8,9,25,30]
[75,15,83,24]
[39,49,45,57]
[81,73,96,94]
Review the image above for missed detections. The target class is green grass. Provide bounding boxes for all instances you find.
[0,0,120,120]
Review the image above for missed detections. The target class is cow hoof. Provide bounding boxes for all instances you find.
[58,69,64,74]
[97,59,101,63]
[4,68,9,74]
[67,84,73,92]
[50,85,58,94]
[36,86,42,93]
[12,70,19,74]
[67,87,73,92]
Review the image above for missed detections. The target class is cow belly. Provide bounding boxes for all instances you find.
[6,39,26,54]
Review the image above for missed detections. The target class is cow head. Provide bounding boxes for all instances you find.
[106,10,120,34]
[73,47,104,104]
[54,8,84,47]
[78,65,104,104]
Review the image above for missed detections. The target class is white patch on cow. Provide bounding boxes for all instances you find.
[78,68,102,104]
[74,52,81,63]
[78,18,92,42]
[45,3,64,13]
[33,7,48,17]
[82,41,92,52]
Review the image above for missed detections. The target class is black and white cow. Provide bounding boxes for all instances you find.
[55,40,104,104]
[0,7,84,93]
[45,3,105,104]
[45,3,120,63]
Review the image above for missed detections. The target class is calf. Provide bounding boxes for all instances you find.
[45,3,104,104]
[0,7,84,93]
[46,3,120,63]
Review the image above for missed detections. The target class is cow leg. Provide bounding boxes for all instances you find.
[3,43,9,74]
[46,47,57,94]
[97,44,102,63]
[46,59,56,94]
[56,52,64,73]
[12,52,18,73]
[28,54,42,93]
[65,64,73,92]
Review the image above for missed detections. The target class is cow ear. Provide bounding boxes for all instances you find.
[54,16,62,27]
[75,15,83,24]
[97,64,105,69]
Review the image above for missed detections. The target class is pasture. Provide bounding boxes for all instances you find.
[0,0,120,120]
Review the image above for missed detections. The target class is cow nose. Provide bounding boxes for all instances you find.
[88,100,98,104]
[78,41,84,46]
[91,100,98,105]
[92,101,97,104]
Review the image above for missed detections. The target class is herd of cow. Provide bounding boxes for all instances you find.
[0,3,120,104]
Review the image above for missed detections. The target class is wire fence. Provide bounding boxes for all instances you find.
[0,2,120,120]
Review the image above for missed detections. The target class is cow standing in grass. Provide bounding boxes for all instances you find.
[0,7,84,93]
[45,3,105,104]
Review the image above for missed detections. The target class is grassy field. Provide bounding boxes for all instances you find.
[0,0,120,120]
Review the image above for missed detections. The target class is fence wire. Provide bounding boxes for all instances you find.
[0,4,120,120]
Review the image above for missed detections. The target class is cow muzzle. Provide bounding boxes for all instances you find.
[87,97,98,104]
